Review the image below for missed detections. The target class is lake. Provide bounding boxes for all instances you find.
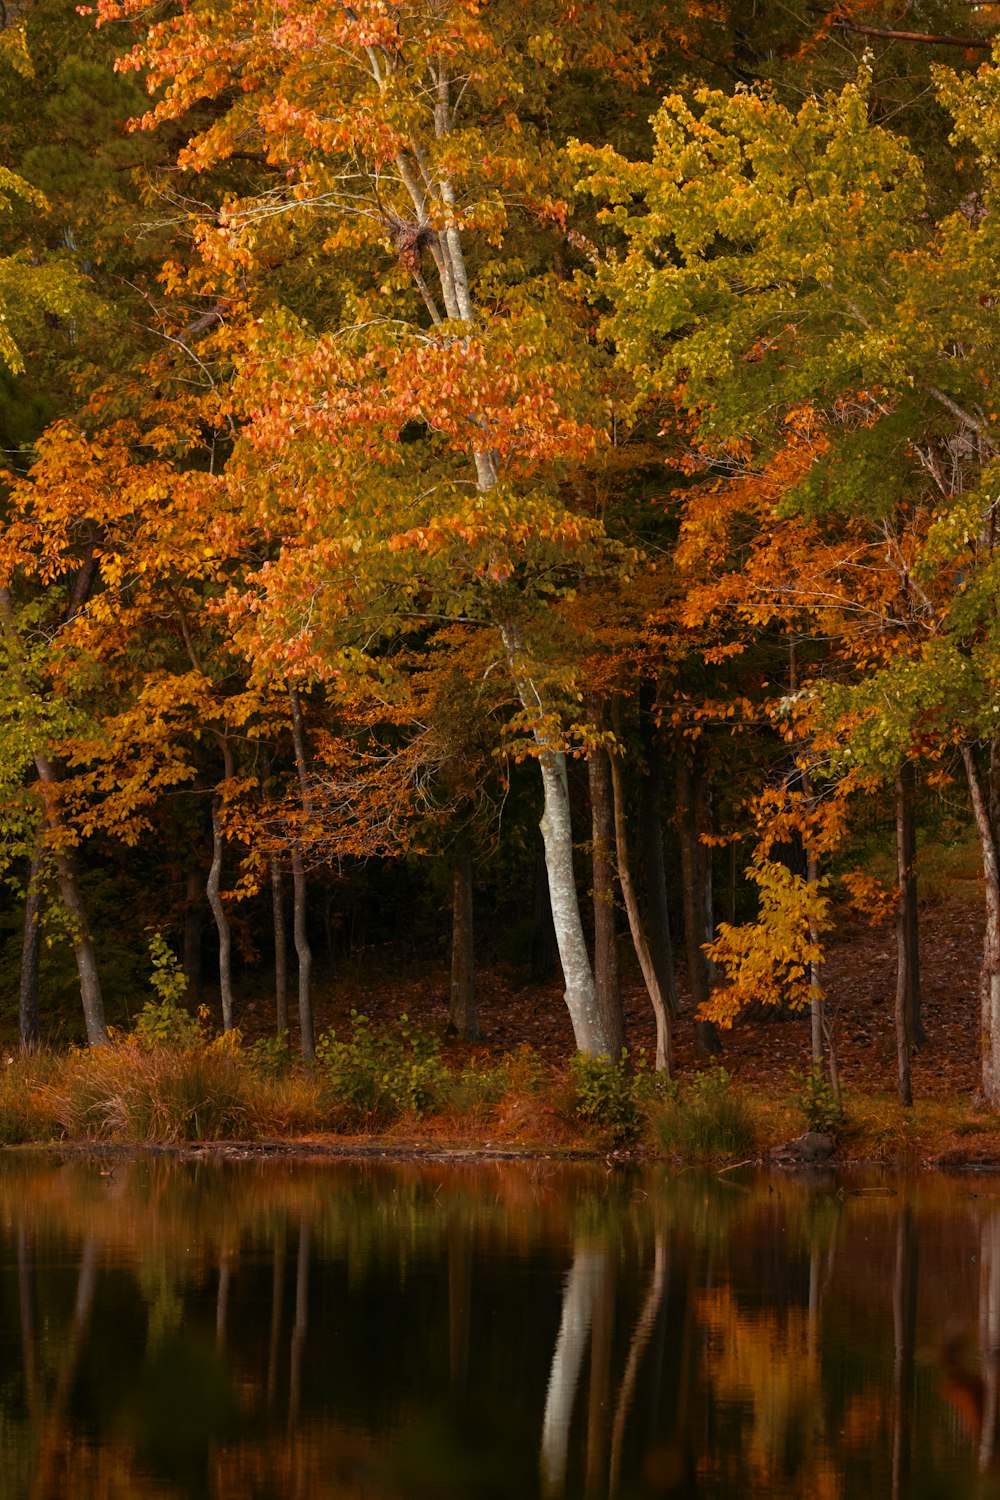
[0,1152,997,1499]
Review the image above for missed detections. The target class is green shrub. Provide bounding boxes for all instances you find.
[448,1045,547,1111]
[568,1050,641,1145]
[791,1065,844,1139]
[654,1065,755,1159]
[316,1012,449,1123]
[132,999,202,1052]
[248,1033,292,1079]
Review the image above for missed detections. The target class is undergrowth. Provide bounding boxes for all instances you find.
[653,1066,756,1160]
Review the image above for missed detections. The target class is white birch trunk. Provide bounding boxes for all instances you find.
[538,751,612,1056]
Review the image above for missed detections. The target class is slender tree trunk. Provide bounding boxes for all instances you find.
[639,736,680,1020]
[537,749,611,1056]
[272,859,289,1038]
[895,771,914,1108]
[610,756,672,1073]
[19,847,43,1053]
[182,865,204,1005]
[207,800,234,1032]
[288,687,315,1060]
[291,851,313,1060]
[588,747,625,1057]
[676,748,721,1057]
[897,761,924,1048]
[501,626,610,1056]
[447,847,480,1040]
[964,745,1000,1108]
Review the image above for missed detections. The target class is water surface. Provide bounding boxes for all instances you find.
[1,1153,997,1499]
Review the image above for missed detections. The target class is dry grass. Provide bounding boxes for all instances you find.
[0,1035,995,1164]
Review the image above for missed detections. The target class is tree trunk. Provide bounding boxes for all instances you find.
[963,745,1000,1108]
[447,846,480,1040]
[537,750,612,1056]
[610,756,672,1072]
[207,800,235,1032]
[500,626,609,1056]
[291,850,314,1060]
[182,865,203,1005]
[588,747,625,1057]
[676,748,721,1057]
[272,858,288,1039]
[288,687,315,1061]
[638,733,680,1020]
[898,761,924,1048]
[894,770,914,1108]
[19,847,43,1053]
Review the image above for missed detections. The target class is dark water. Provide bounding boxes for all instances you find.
[2,1155,999,1499]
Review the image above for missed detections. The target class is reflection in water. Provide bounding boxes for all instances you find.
[3,1157,1000,1498]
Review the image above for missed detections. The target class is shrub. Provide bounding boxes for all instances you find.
[448,1045,547,1112]
[568,1050,641,1145]
[132,999,202,1052]
[316,1012,449,1124]
[791,1065,845,1139]
[654,1065,755,1159]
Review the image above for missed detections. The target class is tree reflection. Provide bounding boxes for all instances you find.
[0,1159,988,1500]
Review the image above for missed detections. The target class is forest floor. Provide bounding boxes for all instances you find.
[227,879,999,1167]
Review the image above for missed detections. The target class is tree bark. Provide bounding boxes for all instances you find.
[447,846,480,1040]
[894,770,914,1108]
[291,850,313,1060]
[19,847,43,1053]
[898,761,924,1048]
[588,747,625,1057]
[963,745,1000,1108]
[272,858,288,1038]
[676,747,721,1057]
[288,687,315,1060]
[207,799,235,1032]
[610,756,672,1072]
[638,734,680,1020]
[537,749,612,1056]
[500,626,609,1055]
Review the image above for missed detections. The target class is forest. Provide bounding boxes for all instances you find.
[2,0,1000,1152]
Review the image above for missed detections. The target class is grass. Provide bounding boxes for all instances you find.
[0,1014,995,1164]
[651,1067,757,1160]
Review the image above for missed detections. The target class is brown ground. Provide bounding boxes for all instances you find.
[236,892,986,1102]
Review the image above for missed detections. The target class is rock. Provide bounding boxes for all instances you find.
[771,1131,835,1164]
